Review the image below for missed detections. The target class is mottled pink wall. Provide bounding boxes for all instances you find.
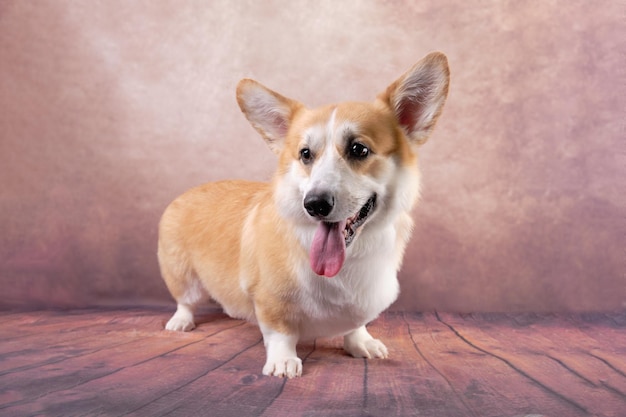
[0,1,623,311]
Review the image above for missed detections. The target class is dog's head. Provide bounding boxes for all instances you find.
[237,52,450,277]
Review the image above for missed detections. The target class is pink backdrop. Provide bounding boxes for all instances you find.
[1,1,623,312]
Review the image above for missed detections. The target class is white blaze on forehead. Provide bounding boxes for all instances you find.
[325,107,338,143]
[325,108,362,148]
[302,107,338,150]
[302,108,342,194]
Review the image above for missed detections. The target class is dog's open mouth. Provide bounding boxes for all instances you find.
[309,194,377,278]
[344,194,377,247]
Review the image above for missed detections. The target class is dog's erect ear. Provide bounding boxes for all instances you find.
[379,52,450,145]
[236,79,302,154]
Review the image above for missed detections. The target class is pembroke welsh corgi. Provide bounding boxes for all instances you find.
[158,52,450,378]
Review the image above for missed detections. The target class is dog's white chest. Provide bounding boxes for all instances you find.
[296,227,400,340]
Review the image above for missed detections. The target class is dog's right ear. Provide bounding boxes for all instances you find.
[236,79,302,155]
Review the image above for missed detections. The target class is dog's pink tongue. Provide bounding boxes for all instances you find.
[310,221,346,277]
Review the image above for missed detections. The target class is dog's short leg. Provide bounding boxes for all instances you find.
[343,325,389,359]
[260,324,302,378]
[165,303,196,332]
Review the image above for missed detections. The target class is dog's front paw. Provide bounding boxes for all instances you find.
[344,326,389,359]
[259,324,301,377]
[263,357,302,378]
[345,338,389,359]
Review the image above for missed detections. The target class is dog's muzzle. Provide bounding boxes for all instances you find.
[303,192,378,247]
[307,193,377,277]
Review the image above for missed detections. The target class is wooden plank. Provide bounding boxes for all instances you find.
[260,337,368,417]
[1,309,624,416]
[0,308,167,344]
[354,313,473,417]
[437,312,626,417]
[0,333,211,412]
[0,311,240,415]
[0,310,115,342]
[141,313,462,417]
[0,308,183,373]
[404,312,584,417]
[0,333,138,375]
[570,313,626,394]
[124,330,284,417]
[491,314,626,398]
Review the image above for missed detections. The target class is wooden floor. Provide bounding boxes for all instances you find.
[0,308,624,417]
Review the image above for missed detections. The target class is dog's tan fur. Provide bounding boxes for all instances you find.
[158,52,450,377]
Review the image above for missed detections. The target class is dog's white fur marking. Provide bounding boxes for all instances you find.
[165,303,196,332]
[260,324,302,378]
[293,221,399,341]
[158,52,450,378]
[343,325,389,359]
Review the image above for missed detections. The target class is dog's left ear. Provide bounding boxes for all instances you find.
[237,79,302,154]
[379,52,450,145]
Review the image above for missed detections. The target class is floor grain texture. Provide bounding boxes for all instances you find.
[0,308,624,417]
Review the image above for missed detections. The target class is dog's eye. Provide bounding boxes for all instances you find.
[349,142,369,160]
[300,148,313,164]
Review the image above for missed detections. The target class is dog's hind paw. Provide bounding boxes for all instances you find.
[165,316,195,332]
[263,357,302,378]
[165,304,196,332]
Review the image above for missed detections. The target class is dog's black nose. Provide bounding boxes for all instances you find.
[304,192,334,218]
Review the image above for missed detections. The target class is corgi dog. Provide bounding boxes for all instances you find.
[158,52,450,378]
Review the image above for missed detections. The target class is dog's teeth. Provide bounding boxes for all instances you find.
[343,195,376,247]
